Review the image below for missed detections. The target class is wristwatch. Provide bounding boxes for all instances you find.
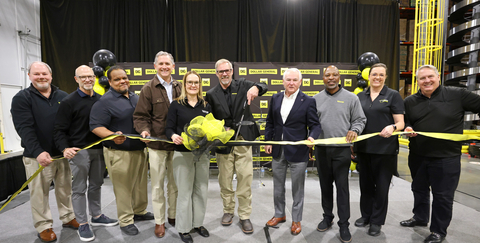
[392,124,397,131]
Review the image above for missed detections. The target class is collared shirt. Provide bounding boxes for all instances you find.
[157,74,173,103]
[405,85,480,157]
[90,87,145,151]
[53,88,101,151]
[281,88,300,124]
[77,88,94,98]
[355,85,404,154]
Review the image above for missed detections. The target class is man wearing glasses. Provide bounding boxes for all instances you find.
[205,59,268,234]
[54,65,118,242]
[133,51,180,238]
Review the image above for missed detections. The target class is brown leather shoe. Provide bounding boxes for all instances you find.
[38,228,57,242]
[221,213,234,226]
[291,221,301,235]
[266,216,286,227]
[62,218,80,229]
[168,217,176,226]
[154,223,165,238]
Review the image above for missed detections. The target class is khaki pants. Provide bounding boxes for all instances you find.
[172,151,209,233]
[103,148,148,227]
[23,157,75,233]
[148,148,178,225]
[216,145,253,220]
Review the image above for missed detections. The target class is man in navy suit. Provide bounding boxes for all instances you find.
[264,68,321,235]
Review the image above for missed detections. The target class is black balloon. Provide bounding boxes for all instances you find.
[357,52,380,71]
[92,65,105,77]
[357,79,368,88]
[98,76,109,87]
[356,73,363,80]
[93,49,116,69]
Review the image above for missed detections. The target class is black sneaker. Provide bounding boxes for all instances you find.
[179,233,193,243]
[77,224,95,242]
[91,214,119,227]
[133,212,154,221]
[354,217,369,227]
[368,224,381,236]
[339,226,352,243]
[317,218,333,232]
[120,224,139,235]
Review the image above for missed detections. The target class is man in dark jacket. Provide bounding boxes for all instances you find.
[401,65,480,243]
[205,59,267,234]
[133,51,180,238]
[264,68,321,235]
[11,61,79,242]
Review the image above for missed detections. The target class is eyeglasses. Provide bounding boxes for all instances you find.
[186,81,200,86]
[370,73,385,78]
[217,69,231,74]
[78,75,95,81]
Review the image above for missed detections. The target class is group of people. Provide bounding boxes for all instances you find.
[10,54,480,243]
[263,64,480,243]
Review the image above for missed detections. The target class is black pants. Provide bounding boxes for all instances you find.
[315,146,351,227]
[357,153,396,225]
[408,154,461,237]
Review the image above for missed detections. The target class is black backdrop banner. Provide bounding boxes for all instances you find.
[122,61,358,161]
[41,0,399,94]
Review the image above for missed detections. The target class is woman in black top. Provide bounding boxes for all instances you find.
[354,63,405,236]
[166,71,212,243]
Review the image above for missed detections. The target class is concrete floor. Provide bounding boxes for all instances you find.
[1,147,480,243]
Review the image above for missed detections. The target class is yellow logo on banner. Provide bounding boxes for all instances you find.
[253,113,261,119]
[135,90,141,95]
[192,69,216,74]
[265,91,277,96]
[271,79,283,85]
[314,80,324,85]
[260,100,268,108]
[130,80,150,85]
[134,68,142,76]
[260,123,266,131]
[300,69,320,75]
[253,156,273,161]
[303,78,311,86]
[280,67,288,75]
[260,145,265,152]
[303,91,319,96]
[146,69,156,75]
[262,114,267,118]
[344,78,352,87]
[202,92,206,96]
[202,78,210,86]
[179,67,187,75]
[260,78,268,84]
[339,80,342,84]
[260,135,265,141]
[172,68,175,74]
[249,69,278,75]
[239,67,247,75]
[339,70,361,75]
[125,69,131,75]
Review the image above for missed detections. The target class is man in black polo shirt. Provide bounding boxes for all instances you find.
[401,65,480,243]
[90,66,152,236]
[54,65,118,241]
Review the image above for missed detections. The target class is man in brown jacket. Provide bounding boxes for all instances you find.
[133,51,180,238]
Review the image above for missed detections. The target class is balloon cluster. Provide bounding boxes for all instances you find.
[353,52,380,94]
[92,49,117,95]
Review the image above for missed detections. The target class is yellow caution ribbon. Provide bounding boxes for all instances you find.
[1,131,479,212]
